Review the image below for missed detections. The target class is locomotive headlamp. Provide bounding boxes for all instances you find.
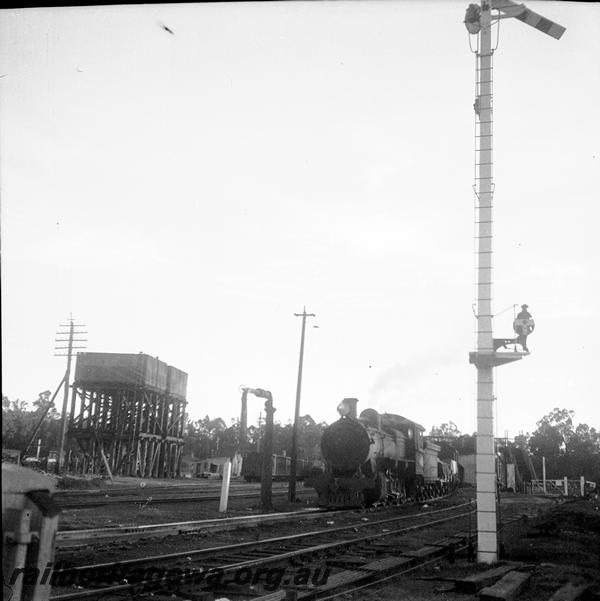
[337,400,351,417]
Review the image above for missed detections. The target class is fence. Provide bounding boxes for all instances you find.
[527,476,597,497]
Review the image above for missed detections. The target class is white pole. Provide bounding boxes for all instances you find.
[580,476,585,497]
[542,456,546,494]
[563,476,568,496]
[474,0,498,565]
[219,460,232,513]
[465,0,565,567]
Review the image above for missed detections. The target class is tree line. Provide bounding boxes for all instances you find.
[2,392,61,460]
[1,393,327,464]
[428,409,600,483]
[3,393,598,484]
[182,414,327,461]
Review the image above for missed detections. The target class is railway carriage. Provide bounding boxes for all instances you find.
[241,452,312,482]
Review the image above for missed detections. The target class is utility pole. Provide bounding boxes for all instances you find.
[55,315,87,473]
[239,387,249,456]
[289,307,316,502]
[464,0,564,563]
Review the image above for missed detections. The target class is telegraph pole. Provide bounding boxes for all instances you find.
[289,307,316,502]
[464,0,565,563]
[55,315,87,473]
[239,387,249,456]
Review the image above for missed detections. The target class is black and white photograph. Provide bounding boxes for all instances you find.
[2,1,599,600]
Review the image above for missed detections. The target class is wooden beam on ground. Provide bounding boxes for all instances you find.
[548,583,590,601]
[253,555,415,601]
[401,545,446,560]
[456,564,521,594]
[479,571,531,601]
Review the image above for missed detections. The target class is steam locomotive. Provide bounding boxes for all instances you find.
[310,398,458,508]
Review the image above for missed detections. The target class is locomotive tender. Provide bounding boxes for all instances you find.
[310,398,457,507]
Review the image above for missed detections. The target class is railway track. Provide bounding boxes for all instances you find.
[50,499,475,600]
[56,481,264,497]
[55,484,313,509]
[55,508,340,548]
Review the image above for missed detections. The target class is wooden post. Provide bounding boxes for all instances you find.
[219,460,232,512]
[6,510,32,601]
[542,456,547,494]
[261,397,275,510]
[580,476,585,497]
[563,476,568,496]
[98,439,114,484]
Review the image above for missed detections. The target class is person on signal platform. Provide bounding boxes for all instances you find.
[517,304,531,320]
[514,304,534,352]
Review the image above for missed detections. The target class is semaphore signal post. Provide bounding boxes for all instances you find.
[464,0,565,563]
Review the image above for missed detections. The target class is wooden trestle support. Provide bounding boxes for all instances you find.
[66,383,186,478]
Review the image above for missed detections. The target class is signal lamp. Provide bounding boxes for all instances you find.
[464,3,482,34]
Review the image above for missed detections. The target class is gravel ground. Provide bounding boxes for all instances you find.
[49,476,600,600]
[57,483,314,530]
[54,484,599,601]
[345,494,600,601]
[55,490,474,567]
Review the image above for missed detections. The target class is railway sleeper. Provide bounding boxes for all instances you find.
[51,500,472,600]
[365,542,406,552]
[401,545,447,560]
[326,557,371,569]
[253,554,420,600]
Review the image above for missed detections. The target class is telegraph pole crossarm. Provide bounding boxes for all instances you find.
[464,0,565,564]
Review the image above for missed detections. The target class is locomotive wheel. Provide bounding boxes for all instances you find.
[398,479,407,503]
[364,473,386,506]
[387,477,406,505]
[363,488,380,506]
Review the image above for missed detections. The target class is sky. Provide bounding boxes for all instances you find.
[1,1,599,440]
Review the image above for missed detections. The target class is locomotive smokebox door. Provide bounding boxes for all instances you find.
[321,418,371,473]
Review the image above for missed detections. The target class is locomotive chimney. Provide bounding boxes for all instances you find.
[342,398,358,418]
